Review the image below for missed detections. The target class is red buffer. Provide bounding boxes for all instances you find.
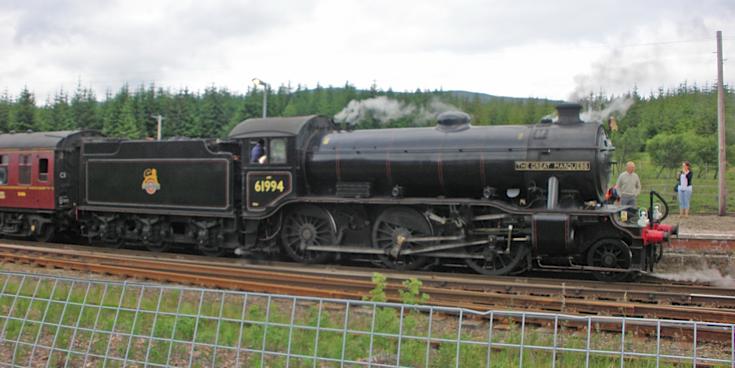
[642,227,669,245]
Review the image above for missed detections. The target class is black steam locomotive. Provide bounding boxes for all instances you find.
[0,103,674,280]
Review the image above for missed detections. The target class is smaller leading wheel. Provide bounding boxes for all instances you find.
[281,205,336,264]
[586,239,633,282]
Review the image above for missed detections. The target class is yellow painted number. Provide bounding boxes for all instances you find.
[254,179,285,193]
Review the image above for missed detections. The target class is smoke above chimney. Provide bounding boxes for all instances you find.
[334,96,461,126]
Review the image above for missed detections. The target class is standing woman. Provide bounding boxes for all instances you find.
[678,161,693,217]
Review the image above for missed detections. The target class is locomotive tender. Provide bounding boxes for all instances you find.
[0,103,674,280]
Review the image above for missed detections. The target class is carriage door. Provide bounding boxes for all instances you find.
[244,137,293,213]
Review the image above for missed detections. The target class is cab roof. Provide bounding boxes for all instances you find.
[228,115,334,139]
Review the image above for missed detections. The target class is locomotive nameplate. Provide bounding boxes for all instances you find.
[515,161,590,171]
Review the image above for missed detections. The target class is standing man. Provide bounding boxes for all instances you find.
[616,161,641,208]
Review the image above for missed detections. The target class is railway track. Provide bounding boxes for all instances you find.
[2,240,735,345]
[1,240,734,320]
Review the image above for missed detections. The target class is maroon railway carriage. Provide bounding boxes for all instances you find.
[0,131,102,240]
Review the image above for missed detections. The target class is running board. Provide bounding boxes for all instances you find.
[304,244,487,259]
[535,259,642,273]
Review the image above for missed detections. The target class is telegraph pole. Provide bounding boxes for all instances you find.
[151,114,164,141]
[716,31,727,215]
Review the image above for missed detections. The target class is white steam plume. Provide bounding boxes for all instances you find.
[579,96,635,123]
[568,47,667,103]
[538,96,634,124]
[652,268,735,288]
[334,96,461,125]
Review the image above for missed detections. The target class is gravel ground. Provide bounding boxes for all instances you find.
[666,214,735,235]
[655,215,735,279]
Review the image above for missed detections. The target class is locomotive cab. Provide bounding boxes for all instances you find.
[228,115,335,218]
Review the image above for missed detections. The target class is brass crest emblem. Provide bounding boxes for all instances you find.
[141,168,161,195]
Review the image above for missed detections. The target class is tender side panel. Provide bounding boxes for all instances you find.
[84,158,230,211]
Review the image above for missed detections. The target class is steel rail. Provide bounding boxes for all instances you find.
[3,243,735,343]
[1,244,734,324]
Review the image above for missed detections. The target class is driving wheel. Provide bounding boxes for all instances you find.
[281,205,336,264]
[371,207,432,271]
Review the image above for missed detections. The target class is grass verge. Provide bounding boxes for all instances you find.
[0,272,731,367]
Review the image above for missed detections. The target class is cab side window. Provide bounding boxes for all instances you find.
[249,139,266,164]
[269,138,287,164]
[0,155,7,185]
[19,155,31,185]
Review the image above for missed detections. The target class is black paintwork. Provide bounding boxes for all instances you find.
[245,171,293,212]
[307,115,613,202]
[229,115,334,218]
[80,139,238,215]
[53,131,106,212]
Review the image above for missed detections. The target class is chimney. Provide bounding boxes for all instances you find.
[556,103,583,125]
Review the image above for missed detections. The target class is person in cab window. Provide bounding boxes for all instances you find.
[250,139,266,164]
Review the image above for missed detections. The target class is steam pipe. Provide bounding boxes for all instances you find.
[547,176,558,209]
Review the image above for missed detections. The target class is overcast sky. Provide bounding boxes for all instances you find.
[1,0,734,102]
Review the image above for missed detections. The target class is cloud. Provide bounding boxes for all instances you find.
[325,0,735,54]
[567,14,732,100]
[0,0,733,101]
[0,0,319,97]
[2,0,315,44]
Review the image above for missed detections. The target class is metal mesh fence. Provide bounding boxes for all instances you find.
[0,270,733,367]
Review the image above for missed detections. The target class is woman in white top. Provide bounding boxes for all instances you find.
[677,161,693,217]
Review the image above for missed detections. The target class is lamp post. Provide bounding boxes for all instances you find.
[151,114,164,140]
[251,78,269,118]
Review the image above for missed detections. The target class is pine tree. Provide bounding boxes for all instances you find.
[102,85,130,137]
[167,88,199,137]
[225,91,261,136]
[71,84,100,130]
[0,90,11,132]
[112,98,143,139]
[11,87,37,132]
[132,83,160,138]
[198,87,232,138]
[48,90,75,130]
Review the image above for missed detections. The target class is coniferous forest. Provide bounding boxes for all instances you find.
[0,82,733,172]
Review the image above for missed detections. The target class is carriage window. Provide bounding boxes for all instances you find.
[19,155,31,185]
[0,155,6,185]
[38,158,49,182]
[269,138,287,164]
